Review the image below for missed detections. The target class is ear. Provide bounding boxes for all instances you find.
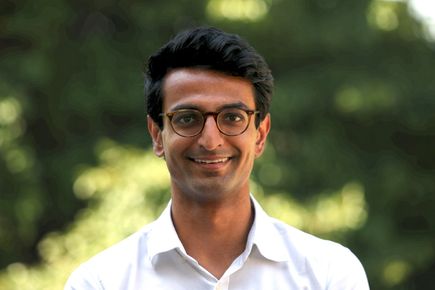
[255,113,271,158]
[147,115,165,158]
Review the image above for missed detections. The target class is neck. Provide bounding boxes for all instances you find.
[171,191,254,278]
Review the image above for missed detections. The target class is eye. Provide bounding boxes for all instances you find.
[220,109,247,126]
[172,111,201,126]
[225,113,243,122]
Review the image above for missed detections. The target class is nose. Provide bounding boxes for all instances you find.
[197,115,224,151]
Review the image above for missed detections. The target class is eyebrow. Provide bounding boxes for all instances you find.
[169,102,252,112]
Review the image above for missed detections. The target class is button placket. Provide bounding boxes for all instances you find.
[215,276,230,290]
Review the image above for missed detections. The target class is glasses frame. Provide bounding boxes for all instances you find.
[160,108,259,137]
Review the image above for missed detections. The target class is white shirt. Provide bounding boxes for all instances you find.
[65,197,370,290]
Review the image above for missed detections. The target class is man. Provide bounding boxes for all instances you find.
[65,27,369,289]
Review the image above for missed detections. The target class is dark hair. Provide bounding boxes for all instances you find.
[145,26,273,128]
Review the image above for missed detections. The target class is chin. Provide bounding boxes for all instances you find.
[183,182,232,203]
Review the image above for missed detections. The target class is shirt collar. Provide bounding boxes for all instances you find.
[247,196,291,262]
[147,201,186,264]
[147,196,291,264]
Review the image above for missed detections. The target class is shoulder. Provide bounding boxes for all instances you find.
[270,217,369,289]
[84,222,154,267]
[64,223,155,290]
[271,216,350,258]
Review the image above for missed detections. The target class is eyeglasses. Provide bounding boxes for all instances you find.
[160,108,259,137]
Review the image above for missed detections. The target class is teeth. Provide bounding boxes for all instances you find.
[194,158,229,164]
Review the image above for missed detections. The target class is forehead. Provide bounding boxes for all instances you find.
[162,68,255,111]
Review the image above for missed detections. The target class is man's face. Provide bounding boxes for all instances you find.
[148,68,270,203]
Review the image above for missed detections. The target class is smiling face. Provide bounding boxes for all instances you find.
[147,68,270,203]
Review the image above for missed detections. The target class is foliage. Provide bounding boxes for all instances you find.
[0,141,169,289]
[1,0,434,289]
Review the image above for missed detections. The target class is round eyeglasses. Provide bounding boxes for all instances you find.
[160,108,259,137]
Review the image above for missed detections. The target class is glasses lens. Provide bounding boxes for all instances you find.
[217,108,249,136]
[171,110,203,136]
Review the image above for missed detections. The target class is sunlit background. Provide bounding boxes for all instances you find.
[1,0,434,289]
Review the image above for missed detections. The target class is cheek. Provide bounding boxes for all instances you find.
[162,132,189,160]
[236,137,257,163]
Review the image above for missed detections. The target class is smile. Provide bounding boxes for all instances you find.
[190,157,230,164]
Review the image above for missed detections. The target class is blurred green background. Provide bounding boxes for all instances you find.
[1,0,434,289]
